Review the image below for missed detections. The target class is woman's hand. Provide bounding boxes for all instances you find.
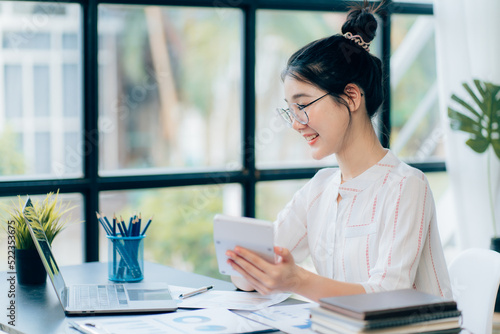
[226,246,307,295]
[227,246,366,302]
[230,275,255,291]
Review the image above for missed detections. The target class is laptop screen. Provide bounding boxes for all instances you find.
[23,197,67,305]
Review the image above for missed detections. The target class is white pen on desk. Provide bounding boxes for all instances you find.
[179,285,214,299]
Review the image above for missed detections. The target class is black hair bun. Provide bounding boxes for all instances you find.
[341,1,379,43]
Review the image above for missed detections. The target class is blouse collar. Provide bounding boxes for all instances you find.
[334,150,400,199]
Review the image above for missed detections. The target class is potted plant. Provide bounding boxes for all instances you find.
[448,79,500,308]
[448,80,500,241]
[3,191,76,285]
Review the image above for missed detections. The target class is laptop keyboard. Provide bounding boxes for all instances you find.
[73,285,128,310]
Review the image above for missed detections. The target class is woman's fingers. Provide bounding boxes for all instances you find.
[226,249,268,282]
[228,248,281,290]
[227,258,273,294]
[227,248,280,292]
[226,246,300,294]
[235,247,275,269]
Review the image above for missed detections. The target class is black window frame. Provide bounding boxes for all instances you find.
[0,0,442,263]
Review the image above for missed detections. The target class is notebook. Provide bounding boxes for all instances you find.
[318,289,457,321]
[22,196,178,315]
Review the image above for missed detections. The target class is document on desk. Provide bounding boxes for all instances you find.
[72,308,276,334]
[235,302,318,334]
[170,285,291,311]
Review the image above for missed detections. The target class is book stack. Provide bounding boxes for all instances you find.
[310,289,462,334]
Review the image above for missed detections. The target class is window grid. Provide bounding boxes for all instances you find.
[0,0,441,263]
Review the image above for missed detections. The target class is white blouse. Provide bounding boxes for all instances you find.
[274,150,452,298]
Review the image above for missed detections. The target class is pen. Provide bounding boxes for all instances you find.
[179,285,214,299]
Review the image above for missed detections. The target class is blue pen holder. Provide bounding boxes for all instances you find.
[107,235,145,282]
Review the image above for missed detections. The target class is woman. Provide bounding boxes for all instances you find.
[226,2,452,302]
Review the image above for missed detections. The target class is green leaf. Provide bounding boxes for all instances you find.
[492,139,500,160]
[451,94,480,120]
[466,137,490,154]
[463,82,484,113]
[449,79,500,157]
[483,81,500,97]
[1,191,81,249]
[448,108,482,134]
[474,79,486,98]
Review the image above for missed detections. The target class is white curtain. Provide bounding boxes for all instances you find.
[434,0,500,249]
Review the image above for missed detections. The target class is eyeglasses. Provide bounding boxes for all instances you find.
[276,92,330,126]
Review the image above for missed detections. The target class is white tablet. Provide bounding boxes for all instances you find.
[213,214,276,277]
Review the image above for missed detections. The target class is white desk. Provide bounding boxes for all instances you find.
[0,261,242,333]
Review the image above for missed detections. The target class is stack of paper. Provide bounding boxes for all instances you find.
[72,286,320,334]
[171,285,291,311]
[73,308,272,334]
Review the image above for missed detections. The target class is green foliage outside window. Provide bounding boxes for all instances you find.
[0,128,25,175]
[116,186,229,281]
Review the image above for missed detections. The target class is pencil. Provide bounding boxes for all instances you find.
[140,215,153,236]
[96,213,112,235]
[116,218,126,236]
[101,213,113,234]
[129,217,136,236]
[136,213,142,236]
[127,216,134,237]
[120,216,127,236]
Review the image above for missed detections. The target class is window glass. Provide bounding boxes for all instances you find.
[3,32,51,49]
[62,33,78,49]
[35,132,51,174]
[256,179,308,222]
[390,15,443,163]
[63,64,80,117]
[99,184,241,281]
[256,179,315,272]
[0,193,84,271]
[98,5,242,174]
[4,64,22,118]
[34,65,50,117]
[0,2,83,180]
[64,132,80,175]
[256,10,382,169]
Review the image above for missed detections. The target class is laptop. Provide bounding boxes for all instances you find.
[22,196,178,315]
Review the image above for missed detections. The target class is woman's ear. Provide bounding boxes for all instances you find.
[343,83,363,112]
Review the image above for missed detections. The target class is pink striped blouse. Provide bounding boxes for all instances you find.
[274,150,452,298]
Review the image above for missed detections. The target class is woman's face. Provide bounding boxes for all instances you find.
[283,76,350,160]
